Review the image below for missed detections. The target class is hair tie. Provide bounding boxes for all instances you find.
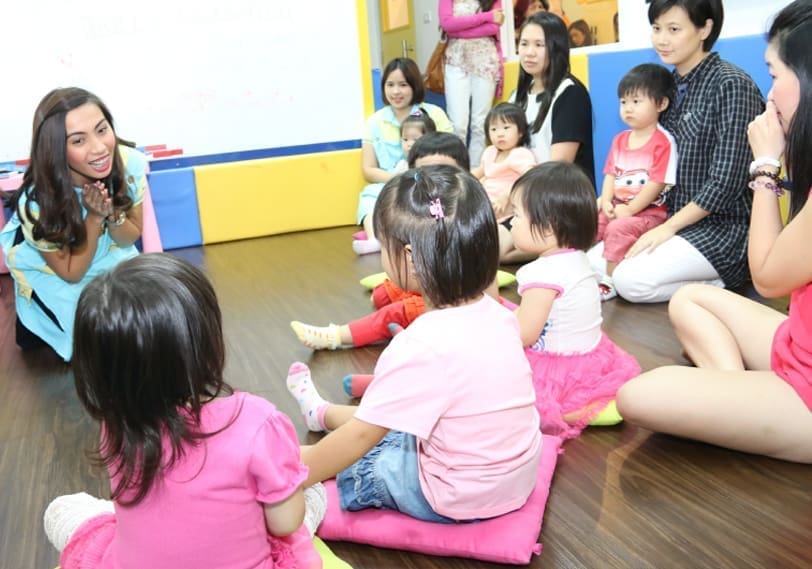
[429,198,444,220]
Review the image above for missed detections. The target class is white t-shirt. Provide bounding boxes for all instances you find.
[516,249,602,354]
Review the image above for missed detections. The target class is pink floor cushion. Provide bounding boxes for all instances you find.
[317,434,562,564]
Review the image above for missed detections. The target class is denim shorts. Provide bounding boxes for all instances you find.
[336,430,453,523]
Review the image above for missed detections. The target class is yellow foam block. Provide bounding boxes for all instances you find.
[194,150,364,244]
[498,53,589,103]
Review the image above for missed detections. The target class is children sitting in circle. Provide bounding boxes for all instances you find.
[509,162,640,438]
[43,254,326,569]
[471,102,537,261]
[291,133,470,357]
[287,165,542,522]
[594,63,678,301]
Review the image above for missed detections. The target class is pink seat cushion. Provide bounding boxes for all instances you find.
[317,434,562,564]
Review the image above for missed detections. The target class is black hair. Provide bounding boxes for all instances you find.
[510,162,597,251]
[381,58,425,106]
[647,0,723,52]
[617,63,676,109]
[73,253,233,506]
[407,132,470,170]
[768,0,812,219]
[4,87,133,250]
[515,12,574,134]
[400,111,437,137]
[484,102,531,147]
[373,165,498,307]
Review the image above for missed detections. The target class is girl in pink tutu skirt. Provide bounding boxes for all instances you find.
[508,162,640,439]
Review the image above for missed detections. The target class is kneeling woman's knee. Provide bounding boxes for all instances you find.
[612,262,656,303]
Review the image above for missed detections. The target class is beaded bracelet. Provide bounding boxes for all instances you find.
[748,169,785,197]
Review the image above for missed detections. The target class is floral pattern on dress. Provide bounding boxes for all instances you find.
[445,0,500,82]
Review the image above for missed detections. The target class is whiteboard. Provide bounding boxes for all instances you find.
[0,0,365,162]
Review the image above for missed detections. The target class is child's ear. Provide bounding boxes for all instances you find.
[658,97,670,113]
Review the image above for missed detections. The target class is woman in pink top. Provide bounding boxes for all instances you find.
[43,254,326,568]
[617,0,812,464]
[287,165,542,522]
[440,0,505,167]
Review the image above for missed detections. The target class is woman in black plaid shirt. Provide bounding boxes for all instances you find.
[617,0,812,463]
[606,0,763,303]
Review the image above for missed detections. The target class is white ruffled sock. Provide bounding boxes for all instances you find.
[43,492,115,553]
[303,483,328,537]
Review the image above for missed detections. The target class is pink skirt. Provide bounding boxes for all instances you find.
[60,513,322,569]
[526,332,640,440]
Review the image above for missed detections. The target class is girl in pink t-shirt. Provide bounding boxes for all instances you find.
[508,162,640,439]
[471,102,536,261]
[617,1,812,464]
[43,254,326,569]
[287,165,542,522]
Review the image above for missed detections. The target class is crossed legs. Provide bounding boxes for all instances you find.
[617,284,812,463]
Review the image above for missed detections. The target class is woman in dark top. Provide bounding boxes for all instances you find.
[602,0,763,303]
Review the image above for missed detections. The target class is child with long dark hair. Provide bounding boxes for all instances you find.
[43,254,326,568]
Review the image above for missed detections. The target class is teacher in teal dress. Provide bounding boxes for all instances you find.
[0,88,146,361]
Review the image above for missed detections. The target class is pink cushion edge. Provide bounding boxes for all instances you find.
[316,433,562,564]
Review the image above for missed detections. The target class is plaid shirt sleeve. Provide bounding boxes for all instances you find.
[692,74,764,214]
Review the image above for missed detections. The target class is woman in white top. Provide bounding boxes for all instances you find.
[502,11,594,261]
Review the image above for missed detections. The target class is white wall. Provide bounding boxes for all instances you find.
[617,0,789,51]
[1,0,365,161]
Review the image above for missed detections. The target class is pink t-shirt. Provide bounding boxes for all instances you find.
[107,393,308,569]
[772,281,812,410]
[603,125,677,206]
[480,145,536,222]
[355,295,542,520]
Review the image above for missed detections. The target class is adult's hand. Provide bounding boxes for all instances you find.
[81,181,113,218]
[492,9,505,24]
[625,224,676,257]
[747,101,785,162]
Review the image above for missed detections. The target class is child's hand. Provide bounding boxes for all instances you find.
[601,199,615,219]
[492,194,510,219]
[492,9,505,24]
[613,204,634,218]
[81,181,113,218]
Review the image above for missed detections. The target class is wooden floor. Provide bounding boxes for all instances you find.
[1,226,809,569]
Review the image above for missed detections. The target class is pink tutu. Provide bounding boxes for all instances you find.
[60,513,321,569]
[526,332,640,439]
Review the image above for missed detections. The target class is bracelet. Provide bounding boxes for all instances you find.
[748,169,785,196]
[107,211,127,227]
[749,157,781,175]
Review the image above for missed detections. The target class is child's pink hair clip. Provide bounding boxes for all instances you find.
[429,198,444,220]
